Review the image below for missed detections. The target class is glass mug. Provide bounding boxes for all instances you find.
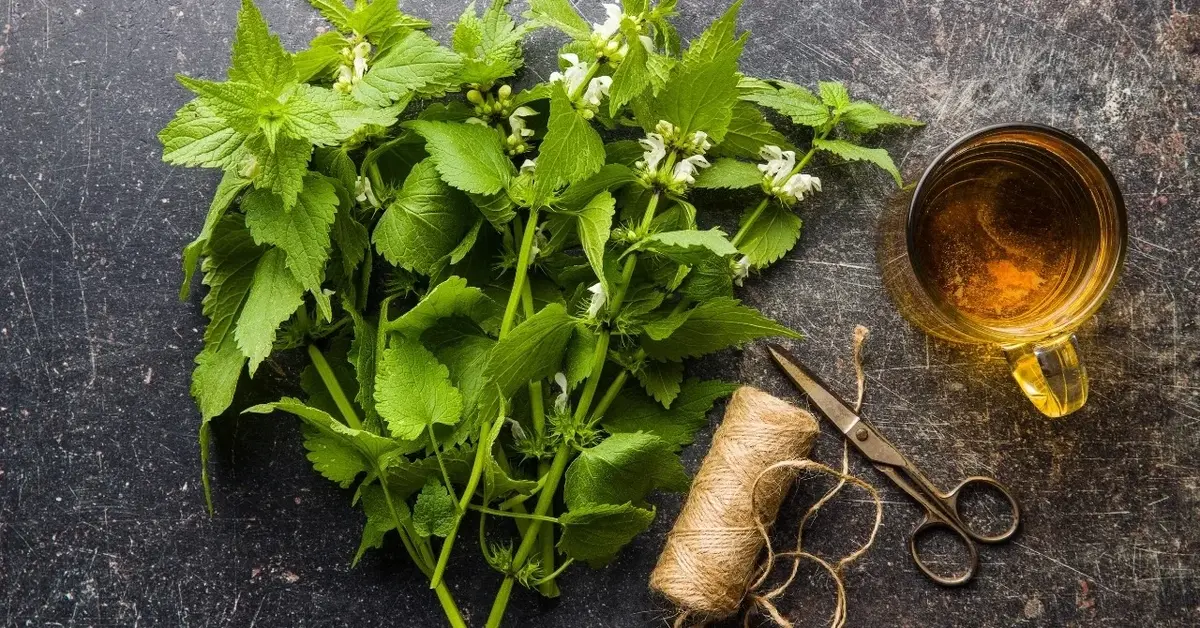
[880,123,1127,418]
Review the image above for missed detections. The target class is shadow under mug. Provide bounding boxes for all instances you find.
[880,123,1127,418]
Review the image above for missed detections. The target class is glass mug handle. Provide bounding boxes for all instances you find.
[1003,334,1088,418]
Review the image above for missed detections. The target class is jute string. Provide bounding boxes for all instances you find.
[651,327,880,628]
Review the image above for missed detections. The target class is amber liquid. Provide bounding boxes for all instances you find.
[911,143,1098,331]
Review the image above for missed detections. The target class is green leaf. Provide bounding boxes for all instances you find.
[818,80,850,111]
[423,321,496,415]
[245,134,313,211]
[640,297,800,361]
[564,327,597,388]
[481,410,538,498]
[375,334,463,440]
[372,159,475,275]
[242,174,339,320]
[412,479,457,538]
[680,254,734,301]
[453,0,536,87]
[331,206,370,279]
[737,202,801,268]
[389,276,498,337]
[468,190,518,229]
[290,85,400,143]
[558,502,655,566]
[536,84,606,197]
[303,429,366,488]
[635,359,684,407]
[682,0,742,64]
[347,0,430,40]
[347,308,380,429]
[295,31,347,83]
[385,447,474,499]
[650,7,744,141]
[575,192,615,291]
[602,379,736,450]
[353,483,398,566]
[743,81,830,128]
[355,31,463,107]
[234,247,305,375]
[840,101,924,133]
[159,99,248,169]
[176,76,264,136]
[246,397,406,464]
[408,121,514,196]
[229,0,296,94]
[711,101,794,160]
[813,138,902,185]
[309,0,353,31]
[181,171,250,300]
[628,228,738,265]
[694,158,762,189]
[477,304,577,418]
[556,164,636,212]
[564,432,688,510]
[608,23,652,116]
[526,0,590,40]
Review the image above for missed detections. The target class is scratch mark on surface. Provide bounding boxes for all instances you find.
[77,270,97,388]
[12,250,41,343]
[1013,541,1123,596]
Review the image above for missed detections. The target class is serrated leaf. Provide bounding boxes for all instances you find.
[412,479,457,538]
[303,428,365,488]
[694,157,762,189]
[564,327,596,388]
[564,432,688,510]
[575,192,615,291]
[650,7,743,141]
[640,297,801,361]
[477,304,577,419]
[743,82,830,128]
[375,334,463,440]
[229,0,296,94]
[453,0,535,87]
[628,228,738,265]
[372,159,474,275]
[818,80,850,110]
[347,307,380,430]
[536,84,605,197]
[840,100,924,133]
[181,171,250,300]
[245,134,313,211]
[176,76,264,136]
[467,190,517,228]
[608,23,652,117]
[680,254,734,301]
[389,276,498,337]
[288,85,399,145]
[355,31,463,107]
[527,0,590,40]
[309,0,353,31]
[558,502,655,566]
[813,138,902,185]
[682,0,742,64]
[246,397,406,465]
[737,202,801,268]
[602,379,736,450]
[635,360,684,407]
[331,206,370,279]
[234,247,305,375]
[423,321,496,416]
[408,120,514,195]
[159,99,248,169]
[555,164,637,212]
[711,101,794,159]
[295,31,347,83]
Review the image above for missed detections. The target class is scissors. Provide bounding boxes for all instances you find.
[767,345,1021,586]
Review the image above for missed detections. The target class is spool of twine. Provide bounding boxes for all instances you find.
[650,386,819,618]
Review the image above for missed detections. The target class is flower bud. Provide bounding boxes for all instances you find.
[467,89,485,105]
[498,84,512,100]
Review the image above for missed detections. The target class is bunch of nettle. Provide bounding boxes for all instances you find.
[159,0,918,624]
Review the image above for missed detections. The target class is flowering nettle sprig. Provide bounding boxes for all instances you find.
[758,145,822,206]
[549,53,612,117]
[636,120,713,195]
[591,3,654,64]
[334,40,372,93]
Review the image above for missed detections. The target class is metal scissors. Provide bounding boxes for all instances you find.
[768,345,1021,586]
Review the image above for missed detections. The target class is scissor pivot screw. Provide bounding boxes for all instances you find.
[855,428,869,441]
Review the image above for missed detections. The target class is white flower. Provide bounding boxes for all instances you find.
[554,372,570,415]
[586,282,607,319]
[639,35,655,52]
[549,53,590,96]
[581,76,612,109]
[637,133,668,174]
[654,120,678,139]
[758,144,797,187]
[782,173,822,201]
[689,131,712,155]
[355,175,380,208]
[593,3,624,40]
[520,158,537,173]
[672,154,710,185]
[509,106,536,138]
[733,255,751,287]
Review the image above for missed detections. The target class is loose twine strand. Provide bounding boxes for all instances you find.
[663,326,881,628]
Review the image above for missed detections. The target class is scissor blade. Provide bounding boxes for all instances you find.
[767,344,862,437]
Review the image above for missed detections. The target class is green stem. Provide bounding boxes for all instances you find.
[587,370,629,428]
[429,417,496,588]
[733,127,832,247]
[433,582,468,628]
[307,345,361,430]
[470,505,559,524]
[521,278,557,598]
[731,197,770,247]
[485,443,572,628]
[573,330,610,423]
[500,209,540,338]
[533,558,575,586]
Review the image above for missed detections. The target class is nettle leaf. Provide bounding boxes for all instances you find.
[389,276,499,337]
[353,484,399,565]
[683,0,742,64]
[818,80,851,111]
[234,247,305,375]
[412,479,457,538]
[635,359,684,407]
[175,76,264,136]
[295,31,347,83]
[245,134,313,211]
[242,174,339,320]
[293,85,401,142]
[813,138,902,185]
[375,334,463,440]
[602,379,737,450]
[477,303,576,418]
[556,164,637,212]
[536,84,605,197]
[575,192,615,291]
[347,0,431,41]
[303,428,365,488]
[558,502,655,566]
[347,308,380,429]
[743,82,831,128]
[527,0,590,40]
[628,228,738,265]
[408,120,514,196]
[159,99,247,169]
[355,31,463,107]
[423,321,496,416]
[309,0,354,32]
[564,432,689,510]
[564,327,597,388]
[181,171,250,300]
[840,100,923,133]
[453,0,536,87]
[246,397,405,465]
[641,297,801,361]
[694,158,762,189]
[229,0,296,94]
[737,202,801,268]
[650,5,744,141]
[711,101,794,160]
[386,447,474,500]
[608,23,652,117]
[373,159,474,275]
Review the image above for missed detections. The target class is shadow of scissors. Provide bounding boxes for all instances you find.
[768,345,1021,586]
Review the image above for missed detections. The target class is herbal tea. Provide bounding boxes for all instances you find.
[912,144,1094,329]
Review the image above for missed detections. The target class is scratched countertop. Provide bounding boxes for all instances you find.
[1,0,1198,626]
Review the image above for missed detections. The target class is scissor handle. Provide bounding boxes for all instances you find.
[941,476,1021,544]
[908,513,980,587]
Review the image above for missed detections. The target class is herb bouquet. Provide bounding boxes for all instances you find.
[159,0,918,624]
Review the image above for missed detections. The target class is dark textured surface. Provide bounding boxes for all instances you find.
[2,0,1198,626]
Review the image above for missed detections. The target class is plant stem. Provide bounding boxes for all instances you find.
[733,127,832,247]
[307,345,361,430]
[485,443,572,628]
[587,369,629,428]
[430,417,496,588]
[521,277,558,598]
[500,209,540,337]
[731,197,770,247]
[433,581,468,628]
[470,505,559,524]
[532,558,575,586]
[573,331,610,424]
